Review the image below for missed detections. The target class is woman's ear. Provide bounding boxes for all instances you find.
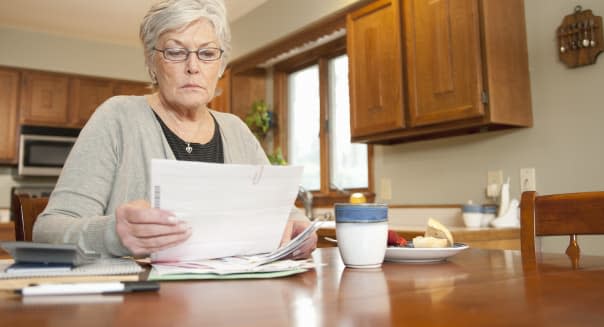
[150,70,157,84]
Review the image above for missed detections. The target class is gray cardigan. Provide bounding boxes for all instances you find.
[33,96,270,257]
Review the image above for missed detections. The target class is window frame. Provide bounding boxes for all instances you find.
[272,37,374,207]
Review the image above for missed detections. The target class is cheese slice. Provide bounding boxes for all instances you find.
[424,218,454,247]
[412,236,448,248]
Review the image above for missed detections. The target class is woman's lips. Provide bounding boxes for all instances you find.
[182,83,202,89]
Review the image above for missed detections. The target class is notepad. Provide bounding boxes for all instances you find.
[0,258,143,279]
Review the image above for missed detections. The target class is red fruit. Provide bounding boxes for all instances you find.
[387,230,407,246]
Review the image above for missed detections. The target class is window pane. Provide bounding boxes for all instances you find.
[329,55,368,189]
[288,65,320,190]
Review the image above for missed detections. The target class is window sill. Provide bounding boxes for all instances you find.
[295,191,376,208]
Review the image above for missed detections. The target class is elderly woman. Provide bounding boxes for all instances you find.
[33,0,316,259]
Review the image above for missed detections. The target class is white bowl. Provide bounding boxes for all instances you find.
[462,213,482,228]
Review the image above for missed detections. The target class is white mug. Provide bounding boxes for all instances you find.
[335,203,388,269]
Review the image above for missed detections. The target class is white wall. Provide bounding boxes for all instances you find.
[0,26,148,81]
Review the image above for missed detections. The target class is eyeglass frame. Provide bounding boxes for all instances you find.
[153,47,224,62]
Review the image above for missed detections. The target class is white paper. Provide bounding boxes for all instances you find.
[151,258,315,276]
[149,159,303,262]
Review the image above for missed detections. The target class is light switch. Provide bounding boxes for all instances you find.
[520,168,536,193]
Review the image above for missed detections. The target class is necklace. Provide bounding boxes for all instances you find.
[151,96,210,155]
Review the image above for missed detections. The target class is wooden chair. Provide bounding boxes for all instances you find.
[11,194,49,241]
[520,190,604,267]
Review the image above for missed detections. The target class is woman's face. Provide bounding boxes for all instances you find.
[153,19,222,111]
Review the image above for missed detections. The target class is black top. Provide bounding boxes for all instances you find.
[153,111,224,163]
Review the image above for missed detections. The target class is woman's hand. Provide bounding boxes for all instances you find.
[280,219,317,259]
[115,200,192,256]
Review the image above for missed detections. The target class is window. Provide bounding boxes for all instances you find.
[228,5,375,205]
[328,55,368,190]
[288,65,321,190]
[274,38,372,204]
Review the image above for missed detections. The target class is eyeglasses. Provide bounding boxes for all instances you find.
[153,47,224,62]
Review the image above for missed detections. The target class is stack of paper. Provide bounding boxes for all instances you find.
[148,160,320,280]
[149,220,324,280]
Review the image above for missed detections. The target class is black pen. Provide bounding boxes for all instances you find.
[16,281,159,296]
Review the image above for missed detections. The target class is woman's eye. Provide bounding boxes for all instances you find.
[199,49,219,60]
[166,48,187,58]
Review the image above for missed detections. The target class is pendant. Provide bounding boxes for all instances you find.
[185,143,192,154]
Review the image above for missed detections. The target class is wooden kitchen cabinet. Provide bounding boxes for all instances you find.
[113,81,152,97]
[347,0,406,138]
[70,77,115,127]
[0,68,20,163]
[19,71,70,127]
[0,66,152,163]
[347,0,532,144]
[206,67,267,118]
[209,68,231,113]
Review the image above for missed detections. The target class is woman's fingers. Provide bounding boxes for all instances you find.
[128,221,190,238]
[281,220,318,259]
[115,200,192,256]
[291,232,318,259]
[117,201,177,226]
[126,228,193,256]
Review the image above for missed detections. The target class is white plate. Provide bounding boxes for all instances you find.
[384,243,469,263]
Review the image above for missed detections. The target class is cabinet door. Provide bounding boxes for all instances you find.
[209,68,231,113]
[19,71,70,126]
[70,77,114,127]
[113,81,152,96]
[0,69,19,162]
[347,0,405,138]
[404,0,484,127]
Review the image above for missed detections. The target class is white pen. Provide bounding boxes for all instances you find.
[16,281,159,296]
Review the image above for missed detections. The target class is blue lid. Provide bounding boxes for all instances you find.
[334,203,388,223]
[462,203,482,213]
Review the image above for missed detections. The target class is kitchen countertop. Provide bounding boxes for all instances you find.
[316,221,520,250]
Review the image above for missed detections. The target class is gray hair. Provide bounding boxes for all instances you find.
[139,0,231,84]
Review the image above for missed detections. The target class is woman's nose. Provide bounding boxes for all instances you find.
[185,54,200,74]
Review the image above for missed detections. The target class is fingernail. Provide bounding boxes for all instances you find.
[168,216,179,223]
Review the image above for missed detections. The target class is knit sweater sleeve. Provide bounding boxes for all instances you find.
[32,98,130,257]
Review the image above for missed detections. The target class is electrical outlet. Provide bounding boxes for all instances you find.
[487,170,503,186]
[520,168,536,193]
[380,178,392,200]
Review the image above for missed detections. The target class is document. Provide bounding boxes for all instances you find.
[150,159,304,262]
[148,219,324,279]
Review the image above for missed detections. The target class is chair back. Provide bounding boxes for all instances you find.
[12,194,49,241]
[520,191,604,266]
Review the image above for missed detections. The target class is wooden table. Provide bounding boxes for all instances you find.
[1,247,603,326]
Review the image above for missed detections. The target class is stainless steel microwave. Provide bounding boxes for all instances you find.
[18,125,80,176]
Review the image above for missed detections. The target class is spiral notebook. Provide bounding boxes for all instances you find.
[0,258,143,279]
